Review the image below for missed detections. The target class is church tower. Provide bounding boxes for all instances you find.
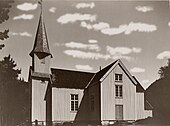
[29,1,52,125]
[29,12,52,74]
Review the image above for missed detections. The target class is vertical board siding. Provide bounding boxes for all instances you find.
[32,79,48,122]
[101,71,115,120]
[34,54,51,74]
[52,88,84,122]
[101,64,136,121]
[136,93,145,120]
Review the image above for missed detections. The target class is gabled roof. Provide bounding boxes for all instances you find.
[100,59,138,85]
[133,76,145,93]
[51,68,94,89]
[29,14,52,57]
[86,60,118,88]
[51,59,138,89]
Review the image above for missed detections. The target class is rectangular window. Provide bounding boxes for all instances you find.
[115,85,123,98]
[90,95,94,112]
[70,94,78,112]
[115,74,123,82]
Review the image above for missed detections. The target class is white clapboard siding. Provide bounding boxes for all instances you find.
[34,54,51,74]
[101,71,115,120]
[32,79,48,122]
[52,88,84,122]
[101,64,136,121]
[136,93,145,120]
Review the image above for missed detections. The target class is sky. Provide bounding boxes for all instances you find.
[0,0,170,89]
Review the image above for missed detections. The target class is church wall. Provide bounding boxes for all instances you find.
[101,64,136,122]
[52,88,84,122]
[87,82,101,123]
[34,54,51,74]
[31,79,48,122]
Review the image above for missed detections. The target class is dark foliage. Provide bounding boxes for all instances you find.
[145,59,170,124]
[158,59,170,79]
[0,55,29,126]
[0,0,14,49]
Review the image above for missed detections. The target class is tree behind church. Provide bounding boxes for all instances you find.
[158,59,170,79]
[0,0,14,49]
[145,59,170,124]
[0,55,29,126]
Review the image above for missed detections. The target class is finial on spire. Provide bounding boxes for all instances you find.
[38,0,43,15]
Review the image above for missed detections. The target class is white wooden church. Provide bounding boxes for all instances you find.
[28,9,152,126]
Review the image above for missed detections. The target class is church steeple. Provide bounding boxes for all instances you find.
[29,1,52,58]
[30,0,52,74]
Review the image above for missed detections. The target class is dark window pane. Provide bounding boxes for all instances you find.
[115,74,119,81]
[75,95,78,100]
[71,101,74,111]
[119,74,122,81]
[71,95,74,100]
[75,101,78,110]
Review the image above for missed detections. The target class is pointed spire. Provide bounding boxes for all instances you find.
[30,0,52,58]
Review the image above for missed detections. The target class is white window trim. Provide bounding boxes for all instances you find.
[70,94,79,112]
[115,73,123,82]
[115,85,123,98]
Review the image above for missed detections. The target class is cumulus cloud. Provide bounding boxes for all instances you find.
[64,50,110,60]
[64,49,133,61]
[130,67,145,73]
[132,47,142,53]
[75,65,93,71]
[17,3,38,11]
[75,2,95,9]
[101,22,157,35]
[157,51,170,59]
[80,21,156,35]
[53,41,100,51]
[10,32,32,37]
[80,21,110,31]
[13,14,34,20]
[49,7,56,13]
[106,46,141,55]
[135,6,153,13]
[57,13,96,24]
[124,22,157,34]
[65,41,100,51]
[88,39,98,44]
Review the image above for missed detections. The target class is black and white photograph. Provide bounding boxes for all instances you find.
[0,0,170,126]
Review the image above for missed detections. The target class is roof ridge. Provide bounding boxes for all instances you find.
[51,67,95,74]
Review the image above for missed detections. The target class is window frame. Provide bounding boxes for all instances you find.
[115,85,123,98]
[115,73,123,82]
[70,94,79,112]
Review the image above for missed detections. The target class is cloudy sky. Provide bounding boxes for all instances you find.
[1,0,170,89]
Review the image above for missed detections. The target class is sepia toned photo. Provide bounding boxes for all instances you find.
[0,0,170,126]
